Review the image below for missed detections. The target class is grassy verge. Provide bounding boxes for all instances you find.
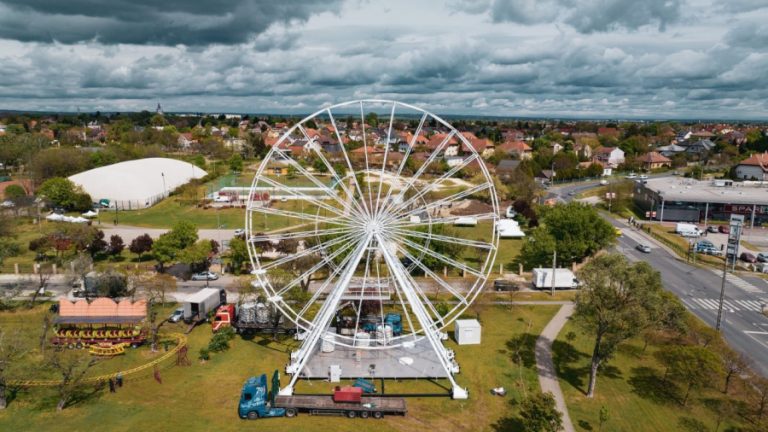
[554,319,747,431]
[0,304,559,432]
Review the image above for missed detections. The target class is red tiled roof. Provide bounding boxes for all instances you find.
[426,133,458,150]
[497,140,531,153]
[739,152,768,168]
[462,138,494,153]
[637,151,671,164]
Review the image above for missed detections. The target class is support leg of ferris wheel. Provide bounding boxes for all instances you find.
[376,233,468,400]
[279,235,373,396]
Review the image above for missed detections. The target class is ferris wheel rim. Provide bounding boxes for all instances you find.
[244,100,500,349]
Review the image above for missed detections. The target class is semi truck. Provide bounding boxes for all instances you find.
[238,371,407,420]
[212,301,295,335]
[183,288,227,323]
[532,268,579,289]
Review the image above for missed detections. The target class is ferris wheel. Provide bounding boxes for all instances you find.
[245,100,499,399]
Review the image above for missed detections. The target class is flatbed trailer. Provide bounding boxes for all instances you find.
[275,395,407,419]
[235,322,296,336]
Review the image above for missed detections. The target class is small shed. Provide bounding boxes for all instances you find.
[454,319,481,345]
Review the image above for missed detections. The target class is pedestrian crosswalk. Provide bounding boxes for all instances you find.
[689,298,765,312]
[708,269,764,293]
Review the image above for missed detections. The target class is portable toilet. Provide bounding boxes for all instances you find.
[454,319,481,345]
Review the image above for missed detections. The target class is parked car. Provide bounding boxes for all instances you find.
[599,179,609,185]
[740,252,757,263]
[706,226,718,233]
[168,307,184,323]
[505,206,517,219]
[718,225,730,234]
[639,174,648,180]
[191,271,219,281]
[1,200,15,208]
[214,195,232,203]
[234,228,245,236]
[493,279,518,291]
[757,252,768,263]
[625,173,637,179]
[636,244,651,253]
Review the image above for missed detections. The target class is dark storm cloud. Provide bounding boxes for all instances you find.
[0,0,341,45]
[455,0,683,33]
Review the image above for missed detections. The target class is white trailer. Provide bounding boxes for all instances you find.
[454,216,478,227]
[532,268,579,290]
[183,288,226,322]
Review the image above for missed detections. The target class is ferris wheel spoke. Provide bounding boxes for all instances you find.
[384,153,479,219]
[249,204,360,228]
[379,112,428,214]
[259,231,359,272]
[248,226,352,243]
[351,247,374,345]
[398,236,484,278]
[273,238,358,298]
[294,239,364,322]
[391,242,469,306]
[254,174,355,220]
[387,130,456,208]
[269,145,355,214]
[327,109,372,218]
[390,257,445,328]
[390,212,496,229]
[296,124,368,219]
[374,102,396,215]
[359,101,375,210]
[389,182,491,223]
[389,227,495,250]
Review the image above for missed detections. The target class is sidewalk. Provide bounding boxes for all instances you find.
[535,303,576,432]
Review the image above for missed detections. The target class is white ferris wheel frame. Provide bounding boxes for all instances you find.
[244,100,500,398]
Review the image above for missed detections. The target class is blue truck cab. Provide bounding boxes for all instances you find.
[238,374,286,419]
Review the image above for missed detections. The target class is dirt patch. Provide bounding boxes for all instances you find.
[450,199,493,216]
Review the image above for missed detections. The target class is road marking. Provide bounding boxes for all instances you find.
[744,331,768,335]
[709,269,763,294]
[690,297,763,312]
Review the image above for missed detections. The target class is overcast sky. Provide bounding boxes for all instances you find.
[0,0,767,119]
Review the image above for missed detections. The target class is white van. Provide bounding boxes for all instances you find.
[675,222,702,237]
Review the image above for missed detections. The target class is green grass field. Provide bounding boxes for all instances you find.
[554,320,746,431]
[0,303,560,432]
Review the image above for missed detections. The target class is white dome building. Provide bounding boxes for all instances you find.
[68,157,207,210]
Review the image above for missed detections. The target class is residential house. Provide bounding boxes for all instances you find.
[734,152,768,181]
[550,142,563,155]
[685,139,715,156]
[496,159,521,179]
[656,143,686,158]
[573,142,593,159]
[178,133,197,149]
[444,156,465,168]
[461,137,495,158]
[597,127,620,139]
[86,121,101,130]
[224,137,246,152]
[594,146,625,167]
[426,133,458,154]
[636,151,672,170]
[497,140,532,160]
[0,124,6,135]
[502,129,525,142]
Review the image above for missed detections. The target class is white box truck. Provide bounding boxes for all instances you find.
[675,223,702,237]
[183,288,227,323]
[532,268,579,289]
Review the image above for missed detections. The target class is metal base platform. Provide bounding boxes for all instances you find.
[301,338,449,379]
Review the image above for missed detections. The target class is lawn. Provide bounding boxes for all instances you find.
[0,303,560,432]
[554,319,747,432]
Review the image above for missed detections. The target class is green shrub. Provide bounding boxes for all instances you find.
[207,326,235,353]
[198,348,210,361]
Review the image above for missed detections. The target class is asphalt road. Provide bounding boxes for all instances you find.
[551,175,768,376]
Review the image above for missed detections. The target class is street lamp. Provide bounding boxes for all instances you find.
[161,172,167,198]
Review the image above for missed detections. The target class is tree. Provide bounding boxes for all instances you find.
[151,234,178,272]
[228,153,243,172]
[657,345,723,406]
[274,238,299,255]
[38,177,78,209]
[108,235,125,259]
[0,329,25,409]
[518,392,563,432]
[227,237,249,274]
[753,376,768,421]
[86,230,108,258]
[93,269,129,298]
[598,406,609,432]
[68,253,93,300]
[721,349,749,395]
[3,184,25,200]
[521,202,614,268]
[144,273,176,307]
[129,233,153,261]
[574,254,666,397]
[152,222,199,271]
[178,240,213,271]
[46,350,98,411]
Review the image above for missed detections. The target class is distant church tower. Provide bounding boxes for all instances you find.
[156,102,164,116]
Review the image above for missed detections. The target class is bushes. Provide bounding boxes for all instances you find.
[207,327,235,353]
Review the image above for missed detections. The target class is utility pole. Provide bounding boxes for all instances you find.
[716,214,743,331]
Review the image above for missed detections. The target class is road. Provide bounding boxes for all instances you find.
[551,176,768,376]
